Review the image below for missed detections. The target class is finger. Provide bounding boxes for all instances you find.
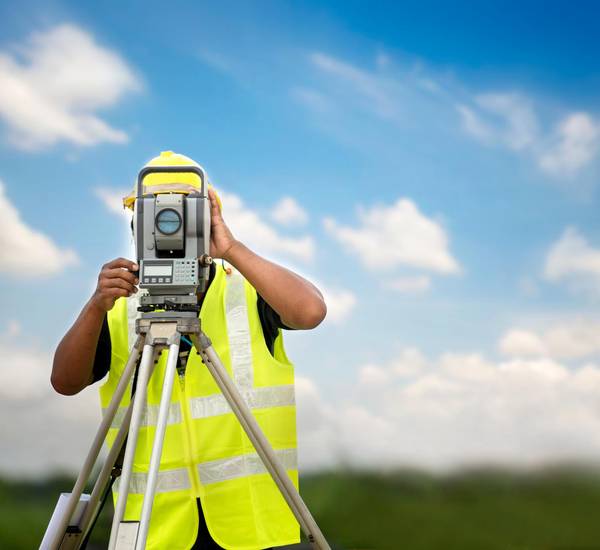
[107,287,130,298]
[208,189,222,219]
[102,268,138,285]
[103,278,137,294]
[104,258,139,272]
[208,188,217,204]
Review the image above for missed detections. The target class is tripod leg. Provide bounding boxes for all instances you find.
[190,333,331,550]
[46,335,144,550]
[135,331,181,550]
[108,339,156,550]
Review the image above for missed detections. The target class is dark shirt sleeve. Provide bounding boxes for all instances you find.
[256,294,293,354]
[92,314,111,383]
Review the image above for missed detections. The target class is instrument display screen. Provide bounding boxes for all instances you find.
[144,264,173,277]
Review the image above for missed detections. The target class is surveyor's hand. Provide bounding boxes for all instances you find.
[92,258,139,312]
[208,188,238,260]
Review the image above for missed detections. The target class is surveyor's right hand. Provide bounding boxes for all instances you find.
[91,258,139,312]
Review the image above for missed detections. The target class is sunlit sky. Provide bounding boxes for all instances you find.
[2,0,600,476]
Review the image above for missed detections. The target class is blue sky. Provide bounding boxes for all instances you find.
[2,1,600,475]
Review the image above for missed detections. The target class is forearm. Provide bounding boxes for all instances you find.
[225,241,326,329]
[51,296,106,395]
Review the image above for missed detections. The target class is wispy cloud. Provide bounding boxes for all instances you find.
[197,49,234,75]
[0,23,141,150]
[309,52,401,121]
[297,50,600,179]
[457,93,538,151]
[457,96,600,178]
[0,180,78,277]
[290,87,333,115]
[384,275,431,294]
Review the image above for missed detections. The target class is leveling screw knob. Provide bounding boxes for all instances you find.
[199,254,213,266]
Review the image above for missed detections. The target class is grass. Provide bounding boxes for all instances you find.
[4,466,600,549]
[298,467,600,550]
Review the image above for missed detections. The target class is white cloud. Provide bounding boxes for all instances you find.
[8,319,600,475]
[0,179,78,277]
[297,347,600,470]
[359,364,390,385]
[391,347,429,377]
[499,329,547,358]
[219,189,315,263]
[271,196,309,226]
[0,322,101,476]
[0,23,141,150]
[384,275,431,294]
[544,227,600,296]
[500,319,600,360]
[539,113,600,177]
[324,198,460,274]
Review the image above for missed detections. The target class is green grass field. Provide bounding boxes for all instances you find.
[3,467,600,549]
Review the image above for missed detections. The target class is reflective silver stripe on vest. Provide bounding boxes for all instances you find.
[197,448,297,485]
[114,467,191,494]
[103,402,182,430]
[225,270,254,390]
[189,385,295,419]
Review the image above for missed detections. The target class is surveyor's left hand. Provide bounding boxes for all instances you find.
[208,188,238,260]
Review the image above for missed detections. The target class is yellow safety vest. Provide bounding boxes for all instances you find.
[99,265,300,549]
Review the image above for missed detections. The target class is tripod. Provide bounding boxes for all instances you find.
[43,309,330,550]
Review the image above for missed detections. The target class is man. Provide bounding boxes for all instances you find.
[51,151,327,549]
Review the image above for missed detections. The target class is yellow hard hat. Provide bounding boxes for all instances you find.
[122,151,222,210]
